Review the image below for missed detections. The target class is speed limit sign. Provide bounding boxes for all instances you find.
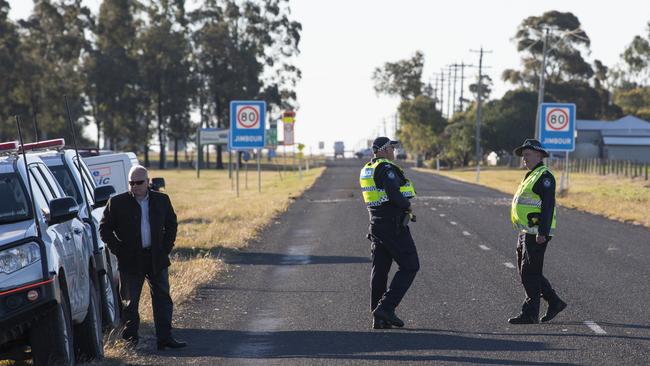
[539,103,575,151]
[545,108,570,132]
[230,100,266,149]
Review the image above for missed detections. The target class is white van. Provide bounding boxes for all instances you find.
[83,153,138,194]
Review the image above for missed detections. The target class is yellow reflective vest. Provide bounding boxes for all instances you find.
[359,159,416,207]
[511,164,557,235]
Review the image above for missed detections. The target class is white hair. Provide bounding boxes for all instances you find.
[128,165,148,179]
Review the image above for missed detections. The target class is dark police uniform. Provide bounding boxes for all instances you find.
[361,156,419,328]
[509,139,566,324]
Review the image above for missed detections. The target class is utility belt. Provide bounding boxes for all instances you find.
[369,211,416,233]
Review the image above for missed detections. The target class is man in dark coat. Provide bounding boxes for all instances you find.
[99,165,186,350]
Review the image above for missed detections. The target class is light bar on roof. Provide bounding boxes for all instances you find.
[21,138,66,152]
[0,141,19,153]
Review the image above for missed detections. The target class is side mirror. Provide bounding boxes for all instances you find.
[93,185,116,208]
[49,197,79,225]
[150,177,166,192]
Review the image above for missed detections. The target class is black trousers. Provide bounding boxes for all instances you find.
[120,251,174,342]
[368,218,420,312]
[516,233,559,317]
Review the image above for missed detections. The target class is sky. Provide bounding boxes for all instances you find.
[8,0,650,154]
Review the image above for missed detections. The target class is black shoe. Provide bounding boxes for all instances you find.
[541,299,567,322]
[373,308,404,328]
[157,338,187,350]
[508,314,538,324]
[372,317,393,329]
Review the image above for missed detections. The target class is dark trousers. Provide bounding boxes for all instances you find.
[516,233,559,317]
[120,251,174,342]
[369,219,420,312]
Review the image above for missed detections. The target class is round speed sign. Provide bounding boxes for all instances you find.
[236,105,260,129]
[545,108,569,131]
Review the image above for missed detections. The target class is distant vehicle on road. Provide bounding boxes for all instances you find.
[334,141,345,159]
[355,148,373,159]
[395,148,407,160]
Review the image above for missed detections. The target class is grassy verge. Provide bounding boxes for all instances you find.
[98,167,325,364]
[417,167,650,228]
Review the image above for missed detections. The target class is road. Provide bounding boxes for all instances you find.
[139,159,650,365]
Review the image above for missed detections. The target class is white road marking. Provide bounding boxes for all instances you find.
[462,231,471,236]
[430,207,437,211]
[479,245,490,251]
[439,213,446,217]
[503,262,515,269]
[449,221,457,225]
[584,321,607,334]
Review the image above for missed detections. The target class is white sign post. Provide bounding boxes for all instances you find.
[539,103,576,192]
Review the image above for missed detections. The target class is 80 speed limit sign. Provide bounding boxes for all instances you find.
[545,108,570,132]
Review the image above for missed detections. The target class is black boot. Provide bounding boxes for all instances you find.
[508,313,538,324]
[372,316,393,329]
[541,299,567,322]
[373,307,404,328]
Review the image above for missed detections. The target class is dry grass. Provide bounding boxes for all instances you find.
[419,167,650,228]
[0,167,324,366]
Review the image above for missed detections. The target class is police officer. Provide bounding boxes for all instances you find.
[360,137,419,329]
[508,139,567,324]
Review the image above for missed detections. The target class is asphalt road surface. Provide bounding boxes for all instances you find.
[140,159,650,365]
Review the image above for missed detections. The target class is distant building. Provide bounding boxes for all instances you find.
[571,115,650,163]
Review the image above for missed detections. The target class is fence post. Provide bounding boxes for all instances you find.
[645,163,648,181]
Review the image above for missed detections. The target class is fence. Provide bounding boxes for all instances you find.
[548,158,649,180]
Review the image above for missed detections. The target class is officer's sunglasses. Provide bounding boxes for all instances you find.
[129,180,146,186]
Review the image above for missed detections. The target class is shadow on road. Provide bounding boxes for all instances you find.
[161,328,574,365]
[222,251,370,266]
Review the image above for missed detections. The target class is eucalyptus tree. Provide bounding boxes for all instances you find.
[372,51,425,100]
[138,0,194,168]
[0,0,23,140]
[85,0,142,151]
[13,0,93,143]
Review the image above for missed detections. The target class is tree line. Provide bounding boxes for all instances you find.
[373,11,650,167]
[0,0,301,168]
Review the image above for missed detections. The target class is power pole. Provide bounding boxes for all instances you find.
[446,66,452,119]
[451,63,459,115]
[470,47,492,183]
[458,62,469,111]
[439,69,445,116]
[535,28,550,140]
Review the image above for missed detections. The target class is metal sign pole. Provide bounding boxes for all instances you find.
[245,157,248,190]
[236,151,240,197]
[196,128,201,178]
[257,148,262,192]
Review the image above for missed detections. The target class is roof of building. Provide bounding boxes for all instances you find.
[602,136,650,146]
[577,115,650,131]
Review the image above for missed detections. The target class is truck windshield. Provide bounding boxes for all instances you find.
[0,173,31,224]
[48,165,82,204]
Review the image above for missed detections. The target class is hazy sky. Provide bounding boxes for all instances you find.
[8,1,650,153]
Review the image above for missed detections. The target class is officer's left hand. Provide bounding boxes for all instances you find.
[535,234,546,244]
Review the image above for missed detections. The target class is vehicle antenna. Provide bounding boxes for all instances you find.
[15,115,42,239]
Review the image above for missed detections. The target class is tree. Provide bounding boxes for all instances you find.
[502,11,593,88]
[396,95,446,157]
[85,0,142,152]
[14,0,93,144]
[0,0,24,140]
[614,87,650,121]
[372,51,424,100]
[481,89,537,155]
[620,21,650,85]
[138,0,194,169]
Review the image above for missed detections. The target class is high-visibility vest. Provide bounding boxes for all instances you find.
[359,159,416,207]
[510,164,557,235]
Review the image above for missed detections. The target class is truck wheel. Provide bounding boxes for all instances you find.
[30,285,75,366]
[74,277,104,361]
[101,260,121,330]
